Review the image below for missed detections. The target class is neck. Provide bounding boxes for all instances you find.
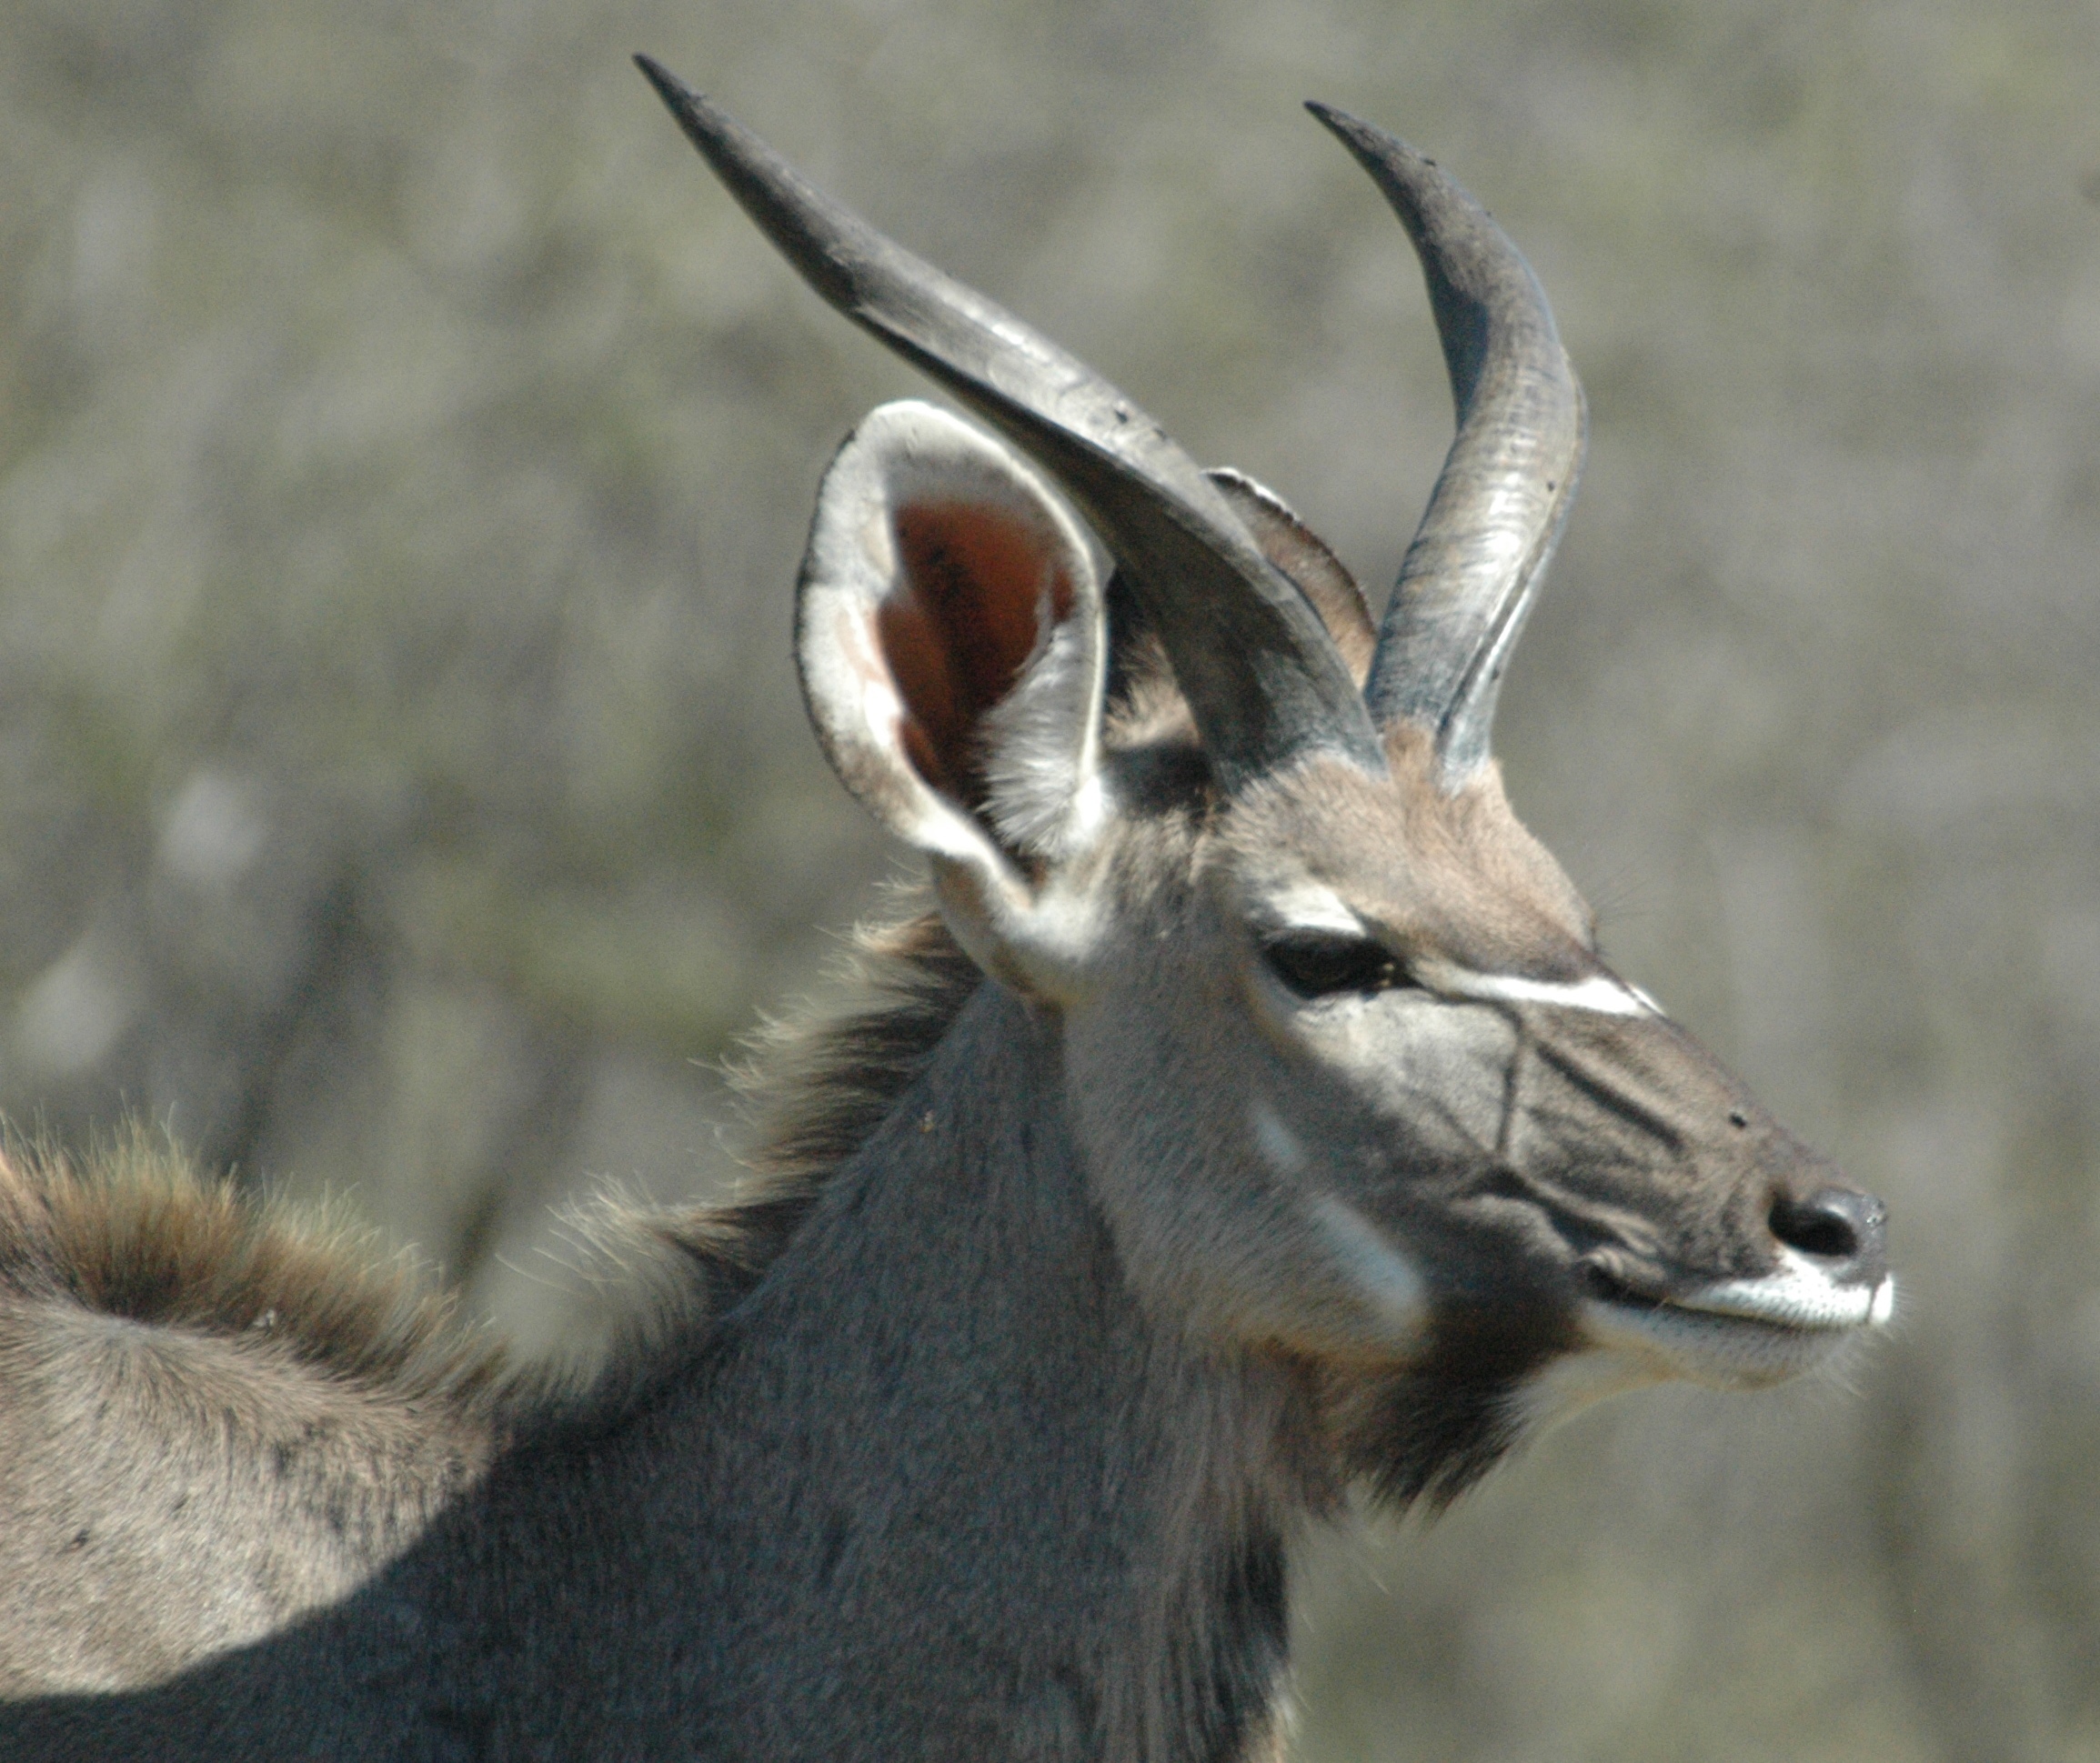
[16,983,1311,1761]
[647,978,1308,1758]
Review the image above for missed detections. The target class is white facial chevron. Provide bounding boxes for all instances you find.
[1428,967,1659,1018]
[1262,888,1663,1021]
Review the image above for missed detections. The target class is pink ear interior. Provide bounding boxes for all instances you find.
[875,498,1076,807]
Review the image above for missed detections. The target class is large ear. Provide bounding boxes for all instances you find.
[798,400,1109,991]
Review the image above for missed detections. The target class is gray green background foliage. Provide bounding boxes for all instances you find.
[2,0,2095,1754]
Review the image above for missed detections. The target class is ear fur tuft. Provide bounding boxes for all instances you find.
[1207,468,1376,686]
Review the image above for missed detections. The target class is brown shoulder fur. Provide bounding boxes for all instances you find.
[0,1126,508,1416]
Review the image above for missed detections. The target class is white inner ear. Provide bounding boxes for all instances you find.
[980,604,1107,858]
[795,401,1109,987]
[798,400,1105,856]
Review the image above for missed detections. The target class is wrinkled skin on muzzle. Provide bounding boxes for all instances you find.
[1063,734,1888,1508]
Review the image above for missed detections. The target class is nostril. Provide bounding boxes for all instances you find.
[1771,1193,1855,1260]
[1769,1186,1887,1277]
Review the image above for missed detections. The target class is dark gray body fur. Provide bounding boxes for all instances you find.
[1,983,1302,1761]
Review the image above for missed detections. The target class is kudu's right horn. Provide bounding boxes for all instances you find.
[1308,104,1588,787]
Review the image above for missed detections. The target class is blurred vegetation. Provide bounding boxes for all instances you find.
[2,0,2096,1755]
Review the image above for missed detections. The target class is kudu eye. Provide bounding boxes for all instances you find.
[1261,931,1405,999]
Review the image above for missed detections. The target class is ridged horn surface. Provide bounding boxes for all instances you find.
[639,58,1384,790]
[1309,104,1587,785]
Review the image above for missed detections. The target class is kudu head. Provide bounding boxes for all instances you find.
[641,63,1892,1505]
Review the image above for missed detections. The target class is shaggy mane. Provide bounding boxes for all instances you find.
[0,908,982,1423]
[642,906,980,1307]
[511,905,982,1428]
[0,1127,507,1415]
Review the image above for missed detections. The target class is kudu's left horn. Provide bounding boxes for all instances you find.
[1308,104,1587,786]
[637,57,1383,792]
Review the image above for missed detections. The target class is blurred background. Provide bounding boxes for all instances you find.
[1,0,2095,1754]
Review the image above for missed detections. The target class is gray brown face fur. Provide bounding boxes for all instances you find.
[795,402,1887,1511]
[0,75,1888,1763]
[1067,723,1883,1506]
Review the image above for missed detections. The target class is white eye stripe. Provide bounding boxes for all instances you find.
[1254,893,1661,1021]
[1259,887,1365,938]
[1425,967,1660,1018]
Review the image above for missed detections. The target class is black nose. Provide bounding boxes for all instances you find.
[1769,1186,1887,1287]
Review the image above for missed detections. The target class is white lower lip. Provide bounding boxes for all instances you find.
[1668,1249,1894,1333]
[1581,1258,1894,1389]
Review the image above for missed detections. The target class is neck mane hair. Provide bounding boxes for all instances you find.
[568,904,992,1420]
[0,902,986,1442]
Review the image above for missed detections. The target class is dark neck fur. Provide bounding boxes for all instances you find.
[5,983,1307,1762]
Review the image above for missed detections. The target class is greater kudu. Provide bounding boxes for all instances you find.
[0,61,1892,1760]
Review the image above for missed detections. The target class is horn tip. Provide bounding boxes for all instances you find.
[1306,101,1493,277]
[1304,101,1428,170]
[633,54,683,101]
[635,55,718,138]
